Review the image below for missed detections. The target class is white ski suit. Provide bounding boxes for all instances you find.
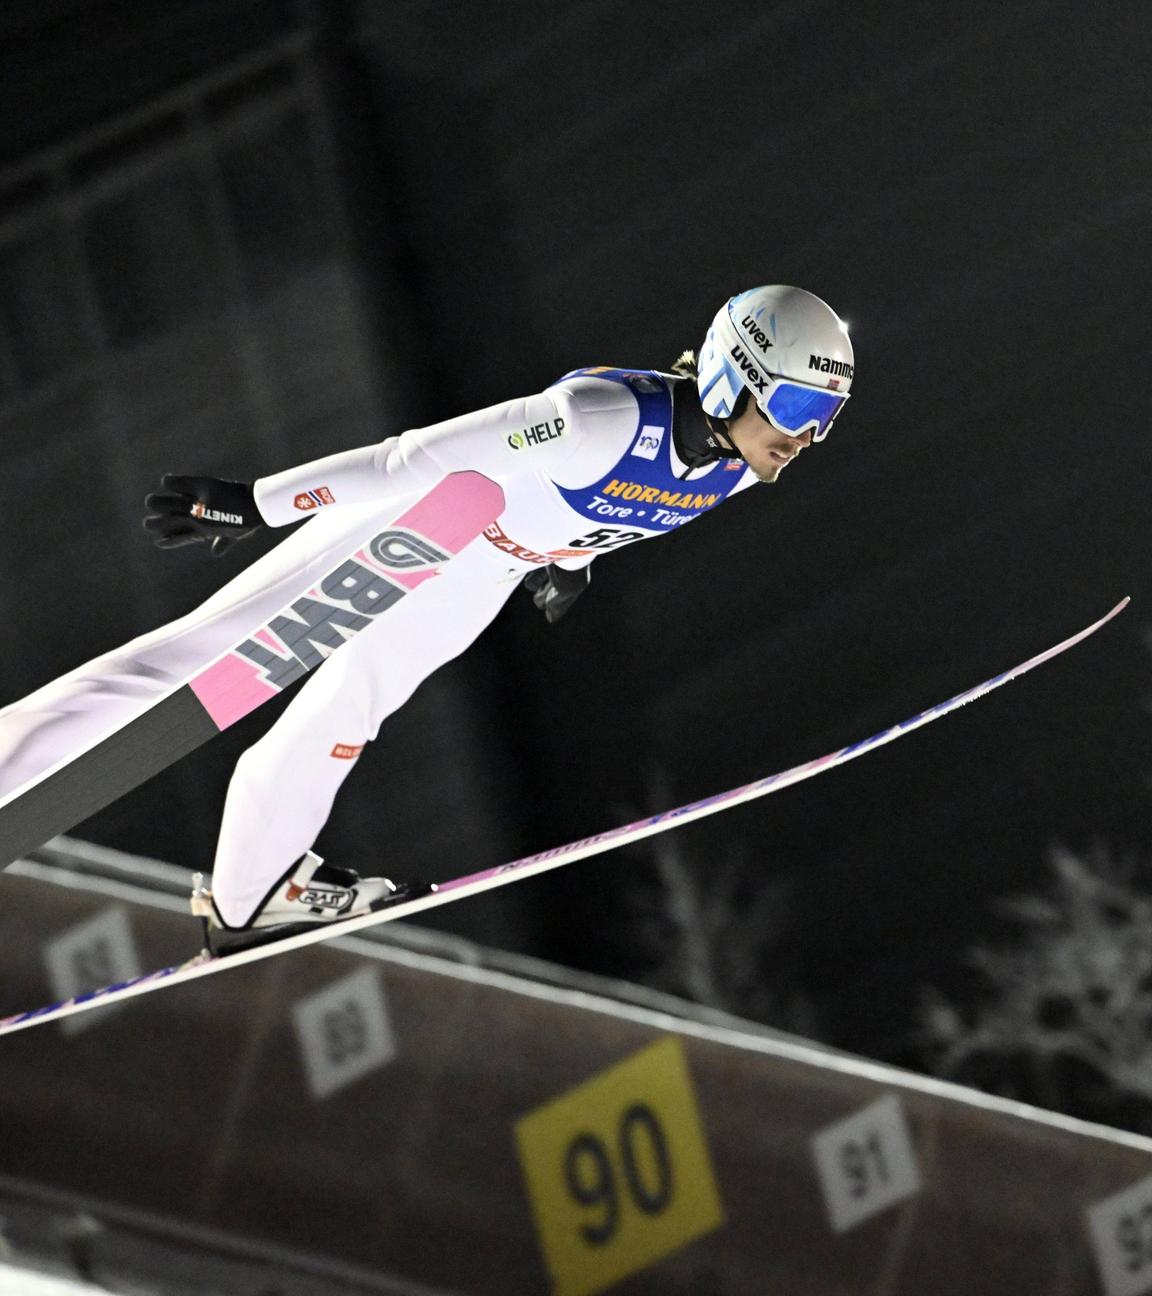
[0,368,755,922]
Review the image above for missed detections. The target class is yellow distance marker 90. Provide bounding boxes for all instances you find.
[515,1036,725,1296]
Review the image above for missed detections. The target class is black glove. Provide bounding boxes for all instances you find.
[524,563,591,624]
[143,475,263,557]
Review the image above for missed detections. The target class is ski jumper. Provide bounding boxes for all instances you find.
[0,370,755,922]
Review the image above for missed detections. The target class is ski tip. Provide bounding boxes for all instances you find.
[1080,598,1129,638]
[1105,596,1131,620]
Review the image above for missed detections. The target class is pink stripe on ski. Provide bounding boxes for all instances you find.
[391,479,502,553]
[187,655,282,729]
[189,474,503,728]
[352,548,440,592]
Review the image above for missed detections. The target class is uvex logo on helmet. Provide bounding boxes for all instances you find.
[739,314,774,355]
[729,344,769,394]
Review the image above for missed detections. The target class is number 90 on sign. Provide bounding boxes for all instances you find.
[515,1037,724,1296]
[565,1103,672,1246]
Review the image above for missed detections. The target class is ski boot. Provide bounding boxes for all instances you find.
[190,851,436,955]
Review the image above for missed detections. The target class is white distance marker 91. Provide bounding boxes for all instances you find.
[811,1093,922,1233]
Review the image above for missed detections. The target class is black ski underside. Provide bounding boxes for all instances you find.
[0,686,219,871]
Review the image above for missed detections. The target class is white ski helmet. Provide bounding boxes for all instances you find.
[697,285,854,441]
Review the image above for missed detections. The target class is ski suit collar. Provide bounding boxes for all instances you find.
[670,375,743,472]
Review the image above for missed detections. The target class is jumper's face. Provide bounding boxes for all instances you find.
[723,401,814,483]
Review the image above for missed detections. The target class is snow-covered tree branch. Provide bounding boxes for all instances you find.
[919,845,1152,1119]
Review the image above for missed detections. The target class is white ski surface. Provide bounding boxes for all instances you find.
[0,598,1128,1037]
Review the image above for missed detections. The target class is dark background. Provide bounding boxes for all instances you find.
[0,0,1148,1059]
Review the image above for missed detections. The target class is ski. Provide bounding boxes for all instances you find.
[0,597,1127,1038]
[0,472,505,873]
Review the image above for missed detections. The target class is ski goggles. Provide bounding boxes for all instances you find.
[754,377,849,442]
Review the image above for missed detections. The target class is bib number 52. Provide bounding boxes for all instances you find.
[567,527,647,551]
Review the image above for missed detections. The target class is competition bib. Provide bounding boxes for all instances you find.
[552,368,746,540]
